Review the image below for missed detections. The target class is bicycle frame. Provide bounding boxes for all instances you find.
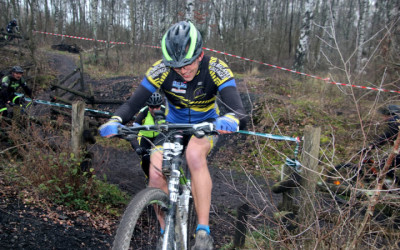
[161,131,191,250]
[117,122,216,250]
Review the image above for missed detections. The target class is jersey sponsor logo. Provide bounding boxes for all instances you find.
[172,81,187,89]
[148,63,168,79]
[11,82,20,89]
[171,80,187,94]
[172,88,186,94]
[194,87,205,99]
[210,61,231,80]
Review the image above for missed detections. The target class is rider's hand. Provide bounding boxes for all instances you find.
[214,113,239,134]
[135,147,147,156]
[99,116,123,138]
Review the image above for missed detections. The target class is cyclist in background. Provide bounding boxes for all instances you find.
[130,92,165,178]
[5,19,19,41]
[0,66,33,117]
[99,21,248,249]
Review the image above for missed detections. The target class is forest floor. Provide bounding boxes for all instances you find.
[0,50,279,249]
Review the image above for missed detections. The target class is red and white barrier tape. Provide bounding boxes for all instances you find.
[33,30,128,44]
[203,47,400,95]
[34,30,400,95]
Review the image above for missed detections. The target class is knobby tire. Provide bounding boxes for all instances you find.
[112,187,168,250]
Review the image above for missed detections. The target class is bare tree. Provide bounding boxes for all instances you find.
[91,0,99,64]
[105,0,116,66]
[293,0,316,72]
[355,0,369,73]
[53,0,60,36]
[185,0,194,22]
[129,0,136,64]
[78,0,85,34]
[10,0,19,22]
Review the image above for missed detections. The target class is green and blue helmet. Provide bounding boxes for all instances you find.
[161,21,203,68]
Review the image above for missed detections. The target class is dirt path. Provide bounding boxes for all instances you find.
[0,52,278,249]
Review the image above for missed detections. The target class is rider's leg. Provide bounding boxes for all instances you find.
[140,138,152,178]
[149,149,168,230]
[149,149,167,192]
[186,136,212,226]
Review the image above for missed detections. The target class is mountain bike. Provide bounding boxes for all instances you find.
[112,121,217,250]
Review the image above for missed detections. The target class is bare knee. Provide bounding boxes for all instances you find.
[149,152,165,188]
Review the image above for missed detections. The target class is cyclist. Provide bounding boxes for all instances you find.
[5,18,19,41]
[130,92,166,178]
[0,66,33,117]
[99,21,248,249]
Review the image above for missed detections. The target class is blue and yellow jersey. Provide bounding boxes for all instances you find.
[140,56,236,124]
[114,55,247,128]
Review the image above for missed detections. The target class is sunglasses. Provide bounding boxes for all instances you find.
[149,105,161,109]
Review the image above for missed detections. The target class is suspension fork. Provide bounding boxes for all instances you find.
[162,133,184,249]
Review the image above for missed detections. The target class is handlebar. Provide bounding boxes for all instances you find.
[118,122,218,141]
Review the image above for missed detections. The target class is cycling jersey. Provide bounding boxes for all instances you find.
[6,21,17,33]
[114,55,247,128]
[135,105,166,139]
[130,105,166,177]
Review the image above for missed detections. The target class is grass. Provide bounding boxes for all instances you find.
[1,117,129,216]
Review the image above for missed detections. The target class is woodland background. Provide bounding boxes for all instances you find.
[1,0,400,249]
[1,0,400,82]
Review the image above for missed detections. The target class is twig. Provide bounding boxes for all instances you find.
[347,129,400,249]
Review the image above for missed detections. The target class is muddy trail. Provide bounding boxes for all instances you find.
[0,52,278,249]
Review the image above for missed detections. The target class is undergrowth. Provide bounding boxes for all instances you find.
[1,115,128,216]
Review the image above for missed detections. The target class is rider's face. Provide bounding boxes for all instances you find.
[12,72,23,80]
[172,52,204,82]
[149,105,161,116]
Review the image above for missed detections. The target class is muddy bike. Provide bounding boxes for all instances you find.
[112,121,217,250]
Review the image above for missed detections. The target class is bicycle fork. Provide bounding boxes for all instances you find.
[162,134,189,250]
[179,180,191,249]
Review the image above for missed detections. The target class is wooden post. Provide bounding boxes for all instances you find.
[71,101,85,156]
[79,52,85,91]
[234,203,249,248]
[298,125,321,247]
[281,164,296,212]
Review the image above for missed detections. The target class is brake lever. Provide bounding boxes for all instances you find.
[194,130,206,138]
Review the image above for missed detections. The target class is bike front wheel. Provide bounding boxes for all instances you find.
[112,187,168,250]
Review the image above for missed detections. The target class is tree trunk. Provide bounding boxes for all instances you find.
[91,0,99,64]
[105,0,116,67]
[185,0,194,22]
[313,0,328,67]
[10,0,19,23]
[44,0,50,33]
[60,0,66,43]
[70,0,77,34]
[78,0,85,34]
[355,0,369,73]
[53,0,60,35]
[293,0,316,72]
[129,0,136,66]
